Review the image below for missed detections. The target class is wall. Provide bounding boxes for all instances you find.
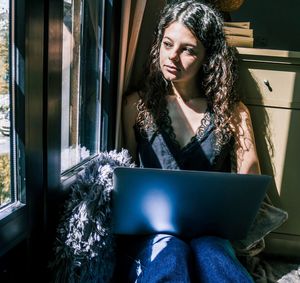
[231,0,300,52]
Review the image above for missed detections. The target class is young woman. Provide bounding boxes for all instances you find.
[118,0,260,282]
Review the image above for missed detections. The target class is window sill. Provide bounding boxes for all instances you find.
[0,202,27,257]
[0,201,26,223]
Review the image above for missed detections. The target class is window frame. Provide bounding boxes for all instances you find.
[60,0,105,175]
[0,0,120,275]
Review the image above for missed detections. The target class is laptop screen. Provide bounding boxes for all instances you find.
[112,167,271,240]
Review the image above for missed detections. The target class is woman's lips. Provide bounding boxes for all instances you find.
[164,65,180,73]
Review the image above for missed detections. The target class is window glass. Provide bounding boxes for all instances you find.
[61,0,104,172]
[0,0,25,210]
[0,0,11,207]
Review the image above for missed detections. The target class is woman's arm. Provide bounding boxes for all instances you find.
[122,92,140,162]
[231,102,261,174]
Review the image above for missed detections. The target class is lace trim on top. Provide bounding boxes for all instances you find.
[159,106,212,151]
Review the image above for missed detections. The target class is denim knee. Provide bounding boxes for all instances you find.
[190,236,235,258]
[134,234,193,283]
[142,233,191,264]
[190,236,254,283]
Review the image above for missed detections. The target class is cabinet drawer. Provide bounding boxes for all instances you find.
[238,61,300,108]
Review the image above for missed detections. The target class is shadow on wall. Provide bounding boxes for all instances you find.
[231,0,300,51]
[280,63,300,234]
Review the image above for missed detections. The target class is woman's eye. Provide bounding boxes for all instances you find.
[183,48,195,55]
[163,41,172,48]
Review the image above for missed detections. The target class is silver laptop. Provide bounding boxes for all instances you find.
[112,167,271,240]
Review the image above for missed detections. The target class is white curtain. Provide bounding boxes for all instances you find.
[115,0,148,149]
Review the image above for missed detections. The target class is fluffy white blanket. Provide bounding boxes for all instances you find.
[49,149,134,282]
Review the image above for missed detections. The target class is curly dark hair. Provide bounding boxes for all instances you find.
[136,0,240,149]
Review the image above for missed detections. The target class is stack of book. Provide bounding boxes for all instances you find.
[223,22,254,48]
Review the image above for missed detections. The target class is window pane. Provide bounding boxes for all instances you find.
[0,0,11,207]
[61,0,103,172]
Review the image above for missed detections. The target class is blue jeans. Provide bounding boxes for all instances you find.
[114,234,254,283]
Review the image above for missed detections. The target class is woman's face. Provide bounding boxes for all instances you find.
[159,21,206,84]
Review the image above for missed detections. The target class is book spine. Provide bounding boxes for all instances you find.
[224,22,250,29]
[223,27,253,37]
[226,35,254,48]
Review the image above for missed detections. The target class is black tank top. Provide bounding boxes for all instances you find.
[134,108,233,172]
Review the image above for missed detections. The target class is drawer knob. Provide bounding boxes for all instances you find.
[263,79,273,92]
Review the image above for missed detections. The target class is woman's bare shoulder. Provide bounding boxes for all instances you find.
[231,102,251,128]
[122,92,141,162]
[234,101,250,117]
[123,92,141,108]
[122,92,141,125]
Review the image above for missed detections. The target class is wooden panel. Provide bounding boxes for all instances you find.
[239,61,300,108]
[249,105,300,235]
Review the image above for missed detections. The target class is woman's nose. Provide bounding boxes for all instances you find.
[168,49,179,62]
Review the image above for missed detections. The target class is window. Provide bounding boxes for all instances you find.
[61,0,105,173]
[0,0,25,210]
[0,0,119,275]
[0,0,26,257]
[0,0,11,207]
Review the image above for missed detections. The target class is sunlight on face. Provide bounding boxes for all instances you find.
[159,21,206,84]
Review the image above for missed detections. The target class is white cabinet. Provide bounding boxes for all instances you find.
[237,47,300,256]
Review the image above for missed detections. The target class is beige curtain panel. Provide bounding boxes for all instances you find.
[115,0,147,149]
